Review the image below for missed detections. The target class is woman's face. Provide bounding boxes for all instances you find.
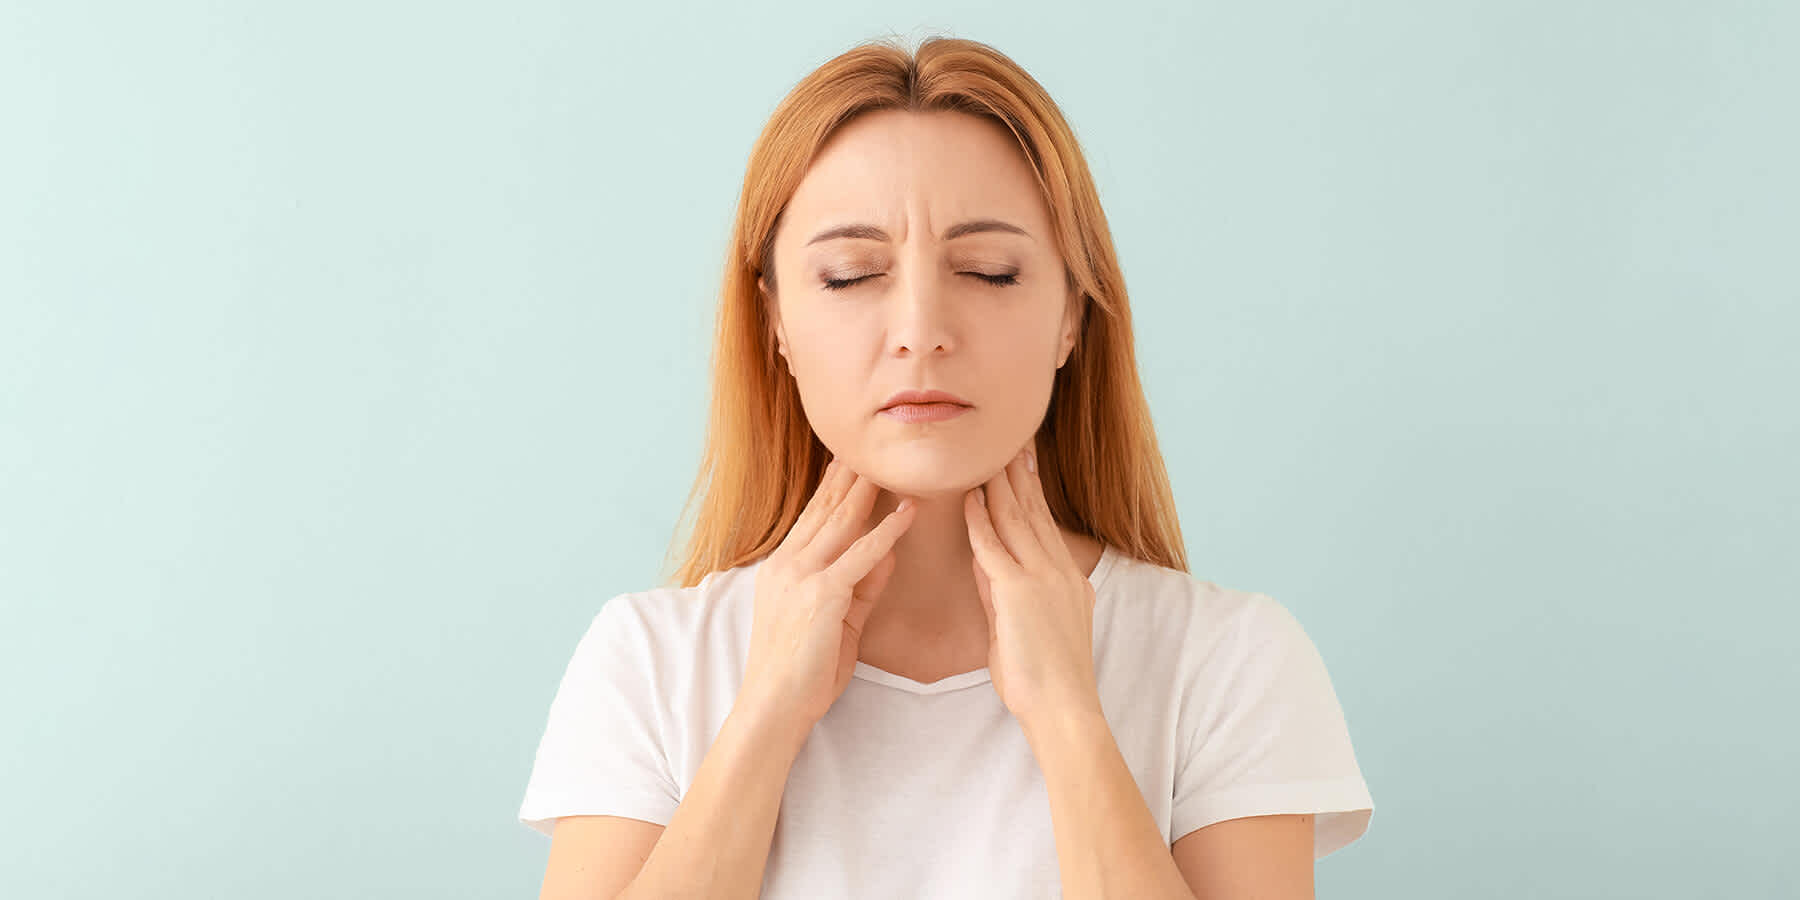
[763,108,1080,500]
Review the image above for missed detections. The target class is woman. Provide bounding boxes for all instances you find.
[519,35,1373,899]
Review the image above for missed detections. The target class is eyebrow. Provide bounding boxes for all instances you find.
[804,218,1033,246]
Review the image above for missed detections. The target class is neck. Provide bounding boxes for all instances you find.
[858,487,1092,651]
[863,489,982,633]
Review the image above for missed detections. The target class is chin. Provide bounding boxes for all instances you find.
[860,448,990,499]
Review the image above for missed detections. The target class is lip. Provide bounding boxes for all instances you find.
[879,402,970,424]
[880,389,972,410]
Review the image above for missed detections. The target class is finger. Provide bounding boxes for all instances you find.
[971,553,996,643]
[1007,445,1074,570]
[821,498,917,594]
[798,471,884,571]
[981,451,1049,569]
[964,486,1021,579]
[785,457,852,551]
[844,548,897,637]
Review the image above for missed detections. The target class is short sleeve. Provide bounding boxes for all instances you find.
[1169,593,1374,859]
[517,595,681,837]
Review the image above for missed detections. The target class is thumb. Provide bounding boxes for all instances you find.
[971,554,996,642]
[846,548,897,637]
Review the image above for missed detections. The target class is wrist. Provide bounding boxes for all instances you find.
[1017,696,1108,747]
[730,690,816,752]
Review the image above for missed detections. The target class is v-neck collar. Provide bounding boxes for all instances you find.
[850,541,1121,695]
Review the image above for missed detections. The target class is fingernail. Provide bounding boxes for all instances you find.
[976,489,986,507]
[1027,449,1036,473]
[897,497,913,512]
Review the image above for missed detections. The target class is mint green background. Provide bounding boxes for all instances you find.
[3,2,1794,897]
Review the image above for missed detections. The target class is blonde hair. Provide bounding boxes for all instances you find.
[661,34,1188,587]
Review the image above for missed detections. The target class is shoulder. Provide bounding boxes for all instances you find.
[1098,551,1312,675]
[584,557,764,656]
[1098,550,1276,637]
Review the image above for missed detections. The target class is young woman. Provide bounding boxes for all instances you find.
[520,35,1373,900]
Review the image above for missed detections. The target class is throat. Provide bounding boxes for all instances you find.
[856,614,990,685]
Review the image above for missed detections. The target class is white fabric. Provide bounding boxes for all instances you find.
[518,543,1374,896]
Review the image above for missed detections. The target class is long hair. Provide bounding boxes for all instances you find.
[661,34,1188,587]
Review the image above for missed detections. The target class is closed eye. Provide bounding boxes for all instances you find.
[821,272,1020,291]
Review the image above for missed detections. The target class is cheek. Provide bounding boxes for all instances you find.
[983,304,1065,373]
[974,312,1063,424]
[785,327,872,433]
[788,321,871,384]
[984,358,1056,430]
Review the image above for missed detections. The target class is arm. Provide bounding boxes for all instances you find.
[1171,813,1315,900]
[1022,705,1199,900]
[1024,704,1320,899]
[616,697,810,900]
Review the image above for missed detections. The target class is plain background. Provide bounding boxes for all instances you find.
[3,2,1795,898]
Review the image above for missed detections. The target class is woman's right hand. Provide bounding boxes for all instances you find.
[739,456,917,731]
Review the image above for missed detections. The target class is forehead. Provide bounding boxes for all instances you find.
[780,109,1050,247]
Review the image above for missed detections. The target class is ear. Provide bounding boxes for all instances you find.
[1057,289,1083,369]
[760,275,791,368]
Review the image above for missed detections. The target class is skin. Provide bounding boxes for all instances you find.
[535,113,1314,900]
[761,108,1105,683]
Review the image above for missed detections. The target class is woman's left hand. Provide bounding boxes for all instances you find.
[964,443,1104,730]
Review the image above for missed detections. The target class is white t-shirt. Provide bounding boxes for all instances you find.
[518,543,1374,897]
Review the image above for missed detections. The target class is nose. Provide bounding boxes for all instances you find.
[888,268,956,358]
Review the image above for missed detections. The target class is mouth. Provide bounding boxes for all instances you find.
[880,389,972,410]
[878,401,971,424]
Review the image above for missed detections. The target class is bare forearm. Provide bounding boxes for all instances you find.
[1023,706,1196,900]
[618,699,810,900]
